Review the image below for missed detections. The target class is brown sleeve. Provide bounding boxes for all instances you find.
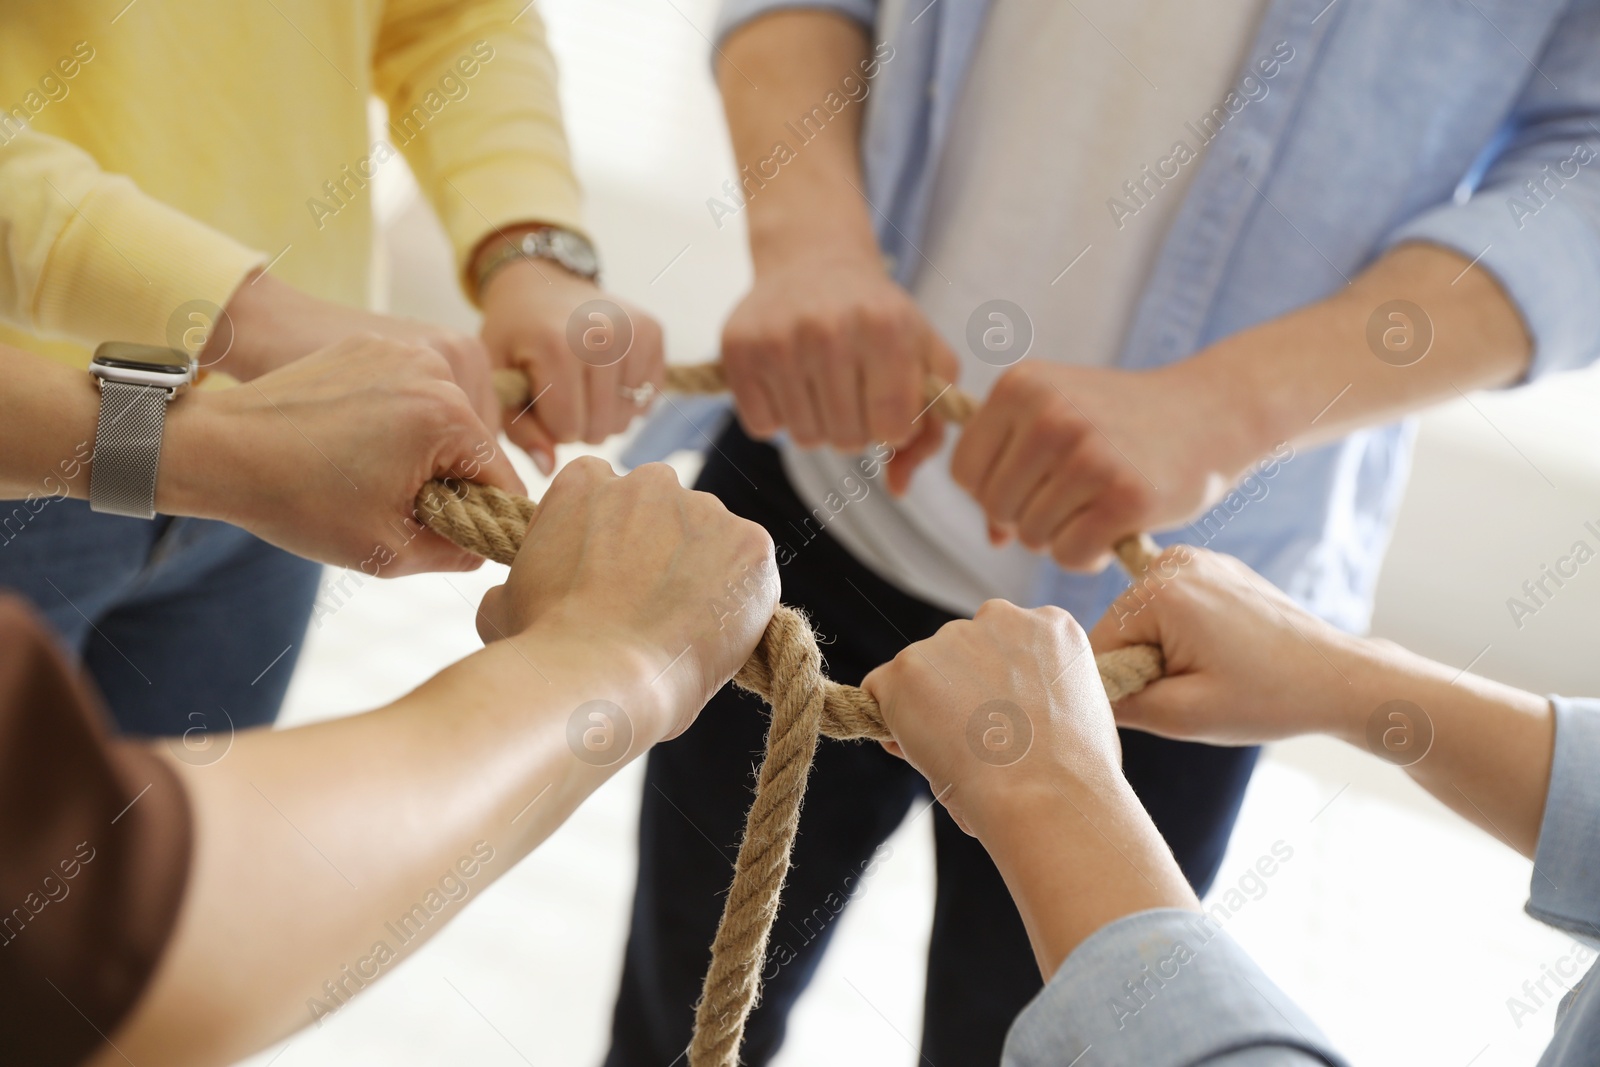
[0,595,193,1066]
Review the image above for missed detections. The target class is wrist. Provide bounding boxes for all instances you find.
[971,770,1198,972]
[206,271,313,381]
[1319,629,1445,750]
[479,255,596,311]
[155,388,239,522]
[745,187,881,276]
[507,620,677,748]
[471,223,600,306]
[1166,339,1295,479]
[962,756,1129,843]
[749,230,882,275]
[469,223,553,286]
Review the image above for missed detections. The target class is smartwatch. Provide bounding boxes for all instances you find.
[88,342,197,519]
[473,225,601,298]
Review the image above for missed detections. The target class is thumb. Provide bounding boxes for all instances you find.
[440,414,527,497]
[885,419,945,496]
[1107,671,1212,744]
[471,437,528,497]
[1088,584,1162,653]
[505,409,557,478]
[924,330,962,384]
[475,584,509,644]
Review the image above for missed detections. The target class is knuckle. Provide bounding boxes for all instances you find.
[737,520,776,569]
[563,454,613,484]
[407,345,455,380]
[856,303,901,343]
[869,377,917,419]
[632,461,680,488]
[1037,603,1072,625]
[416,378,471,424]
[1043,604,1088,640]
[1109,474,1154,515]
[1016,517,1051,551]
[793,313,831,345]
[1050,530,1089,569]
[756,337,795,376]
[1031,412,1078,452]
[992,367,1031,404]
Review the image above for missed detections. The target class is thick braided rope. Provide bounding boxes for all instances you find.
[492,364,978,424]
[441,364,1164,1067]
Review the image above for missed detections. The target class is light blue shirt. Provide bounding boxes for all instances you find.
[629,0,1600,633]
[1001,697,1600,1066]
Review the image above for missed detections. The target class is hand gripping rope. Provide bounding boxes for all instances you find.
[417,364,1164,1067]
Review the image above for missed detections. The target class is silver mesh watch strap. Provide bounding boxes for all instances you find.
[89,379,170,519]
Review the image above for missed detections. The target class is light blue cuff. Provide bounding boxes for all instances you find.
[621,396,734,469]
[1528,697,1600,943]
[1003,909,1345,1067]
[1385,194,1600,383]
[715,0,878,45]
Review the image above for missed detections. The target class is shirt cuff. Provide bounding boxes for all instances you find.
[716,0,877,46]
[1384,195,1600,383]
[33,174,265,354]
[1528,697,1600,942]
[1003,910,1345,1067]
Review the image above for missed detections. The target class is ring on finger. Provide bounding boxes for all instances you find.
[618,382,656,406]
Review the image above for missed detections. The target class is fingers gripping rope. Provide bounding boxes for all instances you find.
[423,364,1165,1067]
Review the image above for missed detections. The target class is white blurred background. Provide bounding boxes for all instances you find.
[239,2,1600,1064]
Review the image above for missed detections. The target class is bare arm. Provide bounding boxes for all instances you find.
[95,458,779,1066]
[864,603,1198,976]
[1215,242,1532,451]
[720,11,880,272]
[109,631,658,1065]
[953,242,1533,571]
[0,338,522,574]
[717,11,958,481]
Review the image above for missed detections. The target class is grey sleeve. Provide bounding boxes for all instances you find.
[1002,909,1347,1067]
[1527,696,1600,941]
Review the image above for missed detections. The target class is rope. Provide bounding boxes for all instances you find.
[431,364,1165,1066]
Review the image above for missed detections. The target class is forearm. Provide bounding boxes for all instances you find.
[202,270,367,382]
[0,341,267,526]
[720,10,881,269]
[972,774,1199,978]
[0,344,99,500]
[1191,242,1532,460]
[105,627,665,1067]
[1319,632,1554,857]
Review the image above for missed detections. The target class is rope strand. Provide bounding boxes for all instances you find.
[431,364,1165,1066]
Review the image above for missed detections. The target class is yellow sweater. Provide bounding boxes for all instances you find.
[0,1,583,368]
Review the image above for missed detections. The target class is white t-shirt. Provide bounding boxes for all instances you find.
[780,0,1271,615]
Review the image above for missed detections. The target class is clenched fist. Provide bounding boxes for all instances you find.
[721,254,960,493]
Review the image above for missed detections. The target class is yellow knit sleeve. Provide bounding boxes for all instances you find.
[0,128,266,354]
[373,0,586,303]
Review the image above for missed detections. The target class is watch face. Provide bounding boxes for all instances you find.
[90,342,196,390]
[92,342,194,376]
[548,230,599,276]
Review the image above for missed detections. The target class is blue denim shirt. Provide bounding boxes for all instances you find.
[630,0,1600,632]
[1000,697,1600,1066]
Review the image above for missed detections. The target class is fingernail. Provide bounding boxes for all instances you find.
[534,451,554,477]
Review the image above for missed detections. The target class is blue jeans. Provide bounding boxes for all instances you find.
[0,498,321,736]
